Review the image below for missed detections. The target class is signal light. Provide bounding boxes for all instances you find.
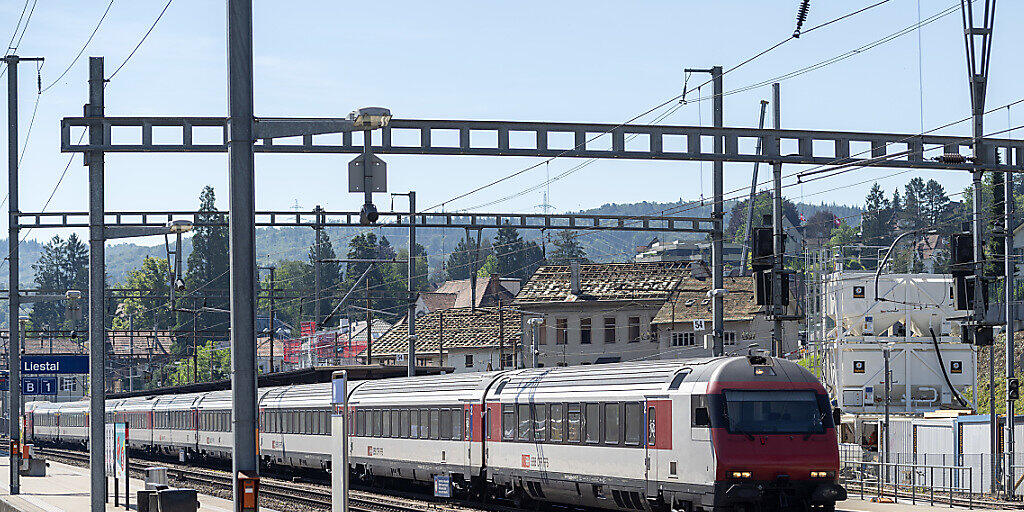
[1009,378,1020,401]
[752,227,774,271]
[731,471,752,479]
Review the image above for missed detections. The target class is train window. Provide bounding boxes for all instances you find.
[517,404,532,441]
[550,404,565,442]
[624,403,642,445]
[382,409,391,437]
[411,409,420,438]
[355,410,364,436]
[567,405,582,443]
[390,410,399,438]
[502,405,515,440]
[648,406,657,446]
[585,403,601,444]
[370,410,380,437]
[604,403,620,445]
[418,409,428,439]
[400,409,410,438]
[363,410,372,437]
[533,404,547,442]
[430,409,441,440]
[691,395,711,427]
[453,408,463,440]
[440,409,452,439]
[668,370,691,390]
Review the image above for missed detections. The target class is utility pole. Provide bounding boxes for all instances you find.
[365,278,372,364]
[226,0,260,507]
[438,311,444,367]
[771,83,784,358]
[86,56,106,512]
[392,191,417,377]
[192,304,199,383]
[128,315,134,392]
[6,53,42,496]
[269,266,276,373]
[1005,161,1016,497]
[961,0,997,494]
[883,344,892,485]
[498,302,505,369]
[711,66,724,358]
[313,204,323,331]
[740,100,769,276]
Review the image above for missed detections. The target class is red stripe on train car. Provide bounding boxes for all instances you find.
[647,399,672,450]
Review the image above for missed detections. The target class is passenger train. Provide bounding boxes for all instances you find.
[25,356,846,512]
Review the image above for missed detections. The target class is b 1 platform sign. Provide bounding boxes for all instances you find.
[22,377,57,395]
[433,474,451,498]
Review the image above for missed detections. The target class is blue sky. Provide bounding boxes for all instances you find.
[2,0,1022,245]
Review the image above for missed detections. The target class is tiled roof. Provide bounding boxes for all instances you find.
[418,292,457,312]
[372,306,522,356]
[651,276,764,324]
[515,262,688,304]
[433,277,517,308]
[19,332,175,355]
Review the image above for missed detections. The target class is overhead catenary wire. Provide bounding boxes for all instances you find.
[40,0,117,93]
[106,0,173,81]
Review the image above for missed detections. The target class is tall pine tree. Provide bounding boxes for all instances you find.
[29,234,89,329]
[548,230,590,265]
[184,186,229,342]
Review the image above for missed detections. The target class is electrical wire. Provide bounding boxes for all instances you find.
[106,0,173,81]
[40,0,117,93]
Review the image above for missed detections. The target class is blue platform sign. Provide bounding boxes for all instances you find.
[22,377,39,395]
[0,371,7,391]
[39,377,57,395]
[433,474,451,498]
[21,355,89,374]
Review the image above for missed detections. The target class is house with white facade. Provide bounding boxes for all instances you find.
[514,261,689,367]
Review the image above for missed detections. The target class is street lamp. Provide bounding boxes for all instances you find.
[348,107,392,130]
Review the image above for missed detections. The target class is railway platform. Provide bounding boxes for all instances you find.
[0,456,275,512]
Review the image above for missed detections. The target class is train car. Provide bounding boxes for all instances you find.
[151,393,201,458]
[258,382,332,469]
[22,356,846,512]
[346,370,497,490]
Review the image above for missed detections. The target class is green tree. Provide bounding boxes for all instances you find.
[494,225,545,282]
[548,230,590,265]
[169,340,231,385]
[726,192,800,243]
[444,236,492,280]
[111,257,173,331]
[307,231,342,326]
[184,186,229,344]
[860,183,893,245]
[258,259,310,335]
[29,234,89,330]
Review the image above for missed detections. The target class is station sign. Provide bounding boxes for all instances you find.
[21,355,89,374]
[0,371,7,391]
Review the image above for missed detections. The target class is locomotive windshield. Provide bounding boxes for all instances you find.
[722,390,825,434]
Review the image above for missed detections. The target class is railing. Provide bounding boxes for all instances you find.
[841,459,975,509]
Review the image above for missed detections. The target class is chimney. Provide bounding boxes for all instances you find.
[570,259,582,295]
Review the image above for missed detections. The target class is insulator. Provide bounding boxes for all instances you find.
[935,153,968,164]
[793,0,811,38]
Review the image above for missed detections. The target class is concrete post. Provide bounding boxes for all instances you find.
[226,0,259,507]
[1006,165,1016,498]
[87,56,106,512]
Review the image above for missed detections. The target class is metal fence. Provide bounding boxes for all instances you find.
[841,459,975,508]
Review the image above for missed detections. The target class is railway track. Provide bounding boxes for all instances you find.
[34,446,475,512]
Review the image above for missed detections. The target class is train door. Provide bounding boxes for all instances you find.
[645,397,660,496]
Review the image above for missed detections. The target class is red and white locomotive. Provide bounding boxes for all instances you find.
[27,355,845,511]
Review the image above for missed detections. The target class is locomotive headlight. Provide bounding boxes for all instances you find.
[731,471,752,479]
[810,471,835,479]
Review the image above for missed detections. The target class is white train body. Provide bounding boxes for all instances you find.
[26,357,845,512]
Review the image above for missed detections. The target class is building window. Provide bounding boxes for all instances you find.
[671,332,696,347]
[580,318,592,344]
[501,353,513,368]
[604,317,616,343]
[555,318,568,344]
[724,332,737,345]
[628,317,641,342]
[465,354,474,368]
